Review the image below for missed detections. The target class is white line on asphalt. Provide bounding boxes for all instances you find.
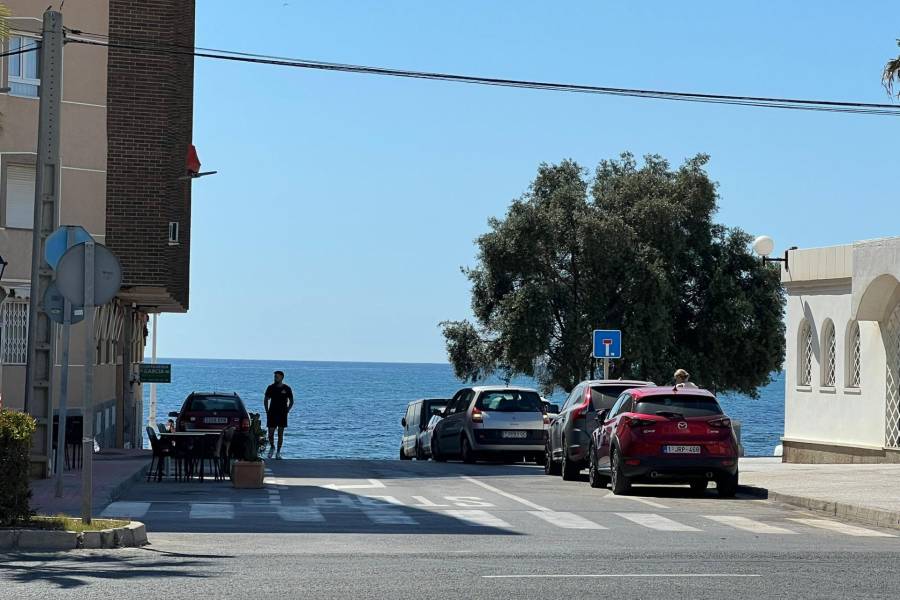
[359,495,404,506]
[459,476,549,511]
[100,502,150,518]
[445,509,512,528]
[410,496,450,508]
[322,479,385,490]
[615,512,701,531]
[189,503,235,519]
[528,510,607,529]
[787,518,896,537]
[602,495,670,509]
[482,574,761,579]
[278,506,325,522]
[703,515,797,534]
[362,509,418,525]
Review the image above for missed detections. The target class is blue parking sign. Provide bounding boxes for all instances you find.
[592,330,622,359]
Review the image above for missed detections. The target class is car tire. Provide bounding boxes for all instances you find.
[461,436,477,464]
[716,471,739,498]
[561,441,580,481]
[610,448,631,495]
[400,446,411,460]
[544,443,561,475]
[588,444,607,489]
[431,438,446,462]
[690,480,708,494]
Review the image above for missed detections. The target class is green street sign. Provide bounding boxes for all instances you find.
[139,363,171,384]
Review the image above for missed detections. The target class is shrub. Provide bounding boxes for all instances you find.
[0,409,36,526]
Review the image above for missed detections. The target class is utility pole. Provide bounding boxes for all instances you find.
[23,10,64,478]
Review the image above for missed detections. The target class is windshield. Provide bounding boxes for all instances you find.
[475,391,543,413]
[185,395,242,412]
[591,385,641,410]
[633,394,723,418]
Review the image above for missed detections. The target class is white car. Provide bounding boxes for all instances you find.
[418,414,443,459]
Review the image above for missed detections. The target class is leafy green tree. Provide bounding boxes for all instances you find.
[442,153,785,397]
[884,39,900,97]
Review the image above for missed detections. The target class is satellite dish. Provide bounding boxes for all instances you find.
[55,243,123,306]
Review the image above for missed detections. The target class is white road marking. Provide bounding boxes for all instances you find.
[460,476,549,511]
[704,515,796,534]
[100,502,150,518]
[446,496,495,508]
[445,509,511,528]
[602,495,670,509]
[278,506,325,522]
[362,508,418,525]
[528,510,607,529]
[359,495,404,506]
[189,503,235,519]
[787,518,896,537]
[411,496,450,508]
[322,479,385,490]
[482,574,760,579]
[615,512,700,532]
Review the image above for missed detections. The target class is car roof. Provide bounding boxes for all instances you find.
[582,380,655,387]
[189,392,241,397]
[470,385,539,393]
[409,398,450,405]
[628,386,717,399]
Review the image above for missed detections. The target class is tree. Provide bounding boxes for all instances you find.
[884,40,900,97]
[442,153,785,397]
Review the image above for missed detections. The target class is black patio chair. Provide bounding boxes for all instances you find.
[146,426,173,482]
[196,431,226,482]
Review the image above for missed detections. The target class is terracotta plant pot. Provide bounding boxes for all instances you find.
[231,460,265,488]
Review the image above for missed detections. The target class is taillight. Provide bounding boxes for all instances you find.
[543,412,550,426]
[708,417,732,428]
[571,386,592,420]
[471,407,483,423]
[240,418,250,431]
[622,415,656,428]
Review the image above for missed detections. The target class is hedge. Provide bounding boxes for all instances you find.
[0,409,36,525]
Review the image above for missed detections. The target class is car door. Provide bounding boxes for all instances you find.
[402,403,417,455]
[551,385,582,459]
[596,393,630,469]
[438,390,471,453]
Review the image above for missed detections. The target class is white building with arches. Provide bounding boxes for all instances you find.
[782,237,900,463]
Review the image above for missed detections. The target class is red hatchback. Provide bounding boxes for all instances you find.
[169,392,251,433]
[587,386,739,497]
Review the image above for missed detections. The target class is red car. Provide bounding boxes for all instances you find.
[587,386,739,497]
[169,392,251,433]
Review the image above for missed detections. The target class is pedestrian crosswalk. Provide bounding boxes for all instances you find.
[100,499,896,539]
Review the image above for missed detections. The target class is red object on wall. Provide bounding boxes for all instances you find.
[186,144,201,174]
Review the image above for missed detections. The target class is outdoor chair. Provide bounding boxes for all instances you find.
[146,426,173,482]
[157,422,168,434]
[196,430,226,482]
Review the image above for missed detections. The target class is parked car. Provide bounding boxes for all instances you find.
[546,380,653,479]
[587,386,740,497]
[169,392,250,433]
[418,414,443,459]
[400,398,449,460]
[431,386,547,464]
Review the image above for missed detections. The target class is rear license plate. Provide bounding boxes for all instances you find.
[501,431,527,439]
[663,445,701,454]
[204,417,227,424]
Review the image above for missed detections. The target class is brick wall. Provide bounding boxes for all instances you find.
[106,0,195,311]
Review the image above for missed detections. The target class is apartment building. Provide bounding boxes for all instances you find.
[0,0,195,466]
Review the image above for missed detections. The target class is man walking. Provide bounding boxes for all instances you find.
[264,370,294,459]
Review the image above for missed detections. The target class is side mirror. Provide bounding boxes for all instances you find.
[168,411,179,418]
[401,418,407,428]
[548,404,561,415]
[596,410,609,424]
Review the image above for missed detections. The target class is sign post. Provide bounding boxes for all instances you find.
[592,330,622,380]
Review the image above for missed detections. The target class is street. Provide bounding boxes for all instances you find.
[2,459,899,599]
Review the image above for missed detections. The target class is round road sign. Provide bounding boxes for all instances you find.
[55,243,123,306]
[42,281,86,325]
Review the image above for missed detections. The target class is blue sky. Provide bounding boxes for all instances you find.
[158,0,900,363]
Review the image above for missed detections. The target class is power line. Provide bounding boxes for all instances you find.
[65,36,900,116]
[0,42,41,59]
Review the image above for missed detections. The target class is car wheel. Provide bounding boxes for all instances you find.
[690,480,708,494]
[400,445,411,460]
[588,444,607,489]
[431,438,446,462]
[716,471,739,498]
[610,448,631,495]
[461,436,477,464]
[561,441,580,481]
[544,443,561,475]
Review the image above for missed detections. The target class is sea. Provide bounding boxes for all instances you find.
[141,359,785,459]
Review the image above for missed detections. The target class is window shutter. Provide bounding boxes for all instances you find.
[5,165,36,229]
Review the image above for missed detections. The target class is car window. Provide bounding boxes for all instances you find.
[562,385,583,411]
[590,385,639,411]
[475,390,543,413]
[186,395,241,412]
[634,394,723,417]
[405,404,415,429]
[412,403,421,428]
[450,391,472,414]
[607,393,630,419]
[426,405,446,423]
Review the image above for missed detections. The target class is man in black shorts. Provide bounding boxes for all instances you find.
[264,370,294,459]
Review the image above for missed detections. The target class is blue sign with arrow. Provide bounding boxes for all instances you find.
[592,329,622,359]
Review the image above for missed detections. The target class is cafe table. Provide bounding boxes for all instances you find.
[158,431,222,480]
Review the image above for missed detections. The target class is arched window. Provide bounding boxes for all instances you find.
[799,320,813,386]
[821,320,836,387]
[847,321,861,388]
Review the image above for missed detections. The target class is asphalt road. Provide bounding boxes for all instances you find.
[2,459,898,599]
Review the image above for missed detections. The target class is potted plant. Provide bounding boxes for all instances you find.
[231,413,266,488]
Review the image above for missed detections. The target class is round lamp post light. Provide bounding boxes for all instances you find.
[752,235,796,271]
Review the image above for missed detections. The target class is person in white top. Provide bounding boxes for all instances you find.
[674,369,698,388]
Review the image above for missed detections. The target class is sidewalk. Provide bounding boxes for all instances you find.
[29,449,150,517]
[739,457,900,530]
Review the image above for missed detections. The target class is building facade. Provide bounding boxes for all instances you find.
[0,1,195,461]
[782,237,900,463]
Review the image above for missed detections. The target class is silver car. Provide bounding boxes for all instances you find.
[431,386,547,464]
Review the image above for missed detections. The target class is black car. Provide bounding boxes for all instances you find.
[400,398,449,460]
[545,379,652,479]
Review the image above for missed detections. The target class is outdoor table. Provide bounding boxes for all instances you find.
[158,432,222,480]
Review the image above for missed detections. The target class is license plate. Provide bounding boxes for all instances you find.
[664,445,701,454]
[501,431,527,439]
[204,417,227,424]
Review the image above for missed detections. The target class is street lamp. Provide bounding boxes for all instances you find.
[752,235,796,271]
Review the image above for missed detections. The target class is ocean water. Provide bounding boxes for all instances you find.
[142,359,785,459]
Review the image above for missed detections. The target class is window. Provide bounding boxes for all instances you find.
[608,393,630,419]
[168,221,180,244]
[4,164,35,228]
[0,300,29,364]
[590,385,639,411]
[822,320,836,387]
[799,320,813,386]
[475,390,543,412]
[848,322,861,388]
[562,385,583,411]
[634,394,724,417]
[8,36,41,98]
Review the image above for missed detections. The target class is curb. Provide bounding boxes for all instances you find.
[0,521,148,552]
[741,485,900,531]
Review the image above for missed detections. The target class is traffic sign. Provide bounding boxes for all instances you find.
[42,281,85,325]
[55,242,123,306]
[45,225,93,270]
[592,329,622,359]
